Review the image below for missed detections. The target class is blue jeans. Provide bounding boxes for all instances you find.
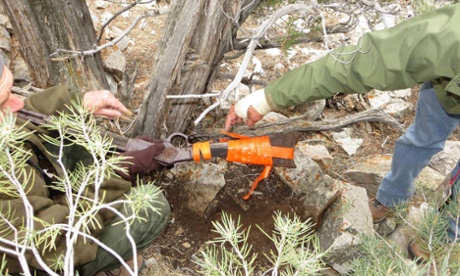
[376,82,460,237]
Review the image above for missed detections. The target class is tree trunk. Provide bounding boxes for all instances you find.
[0,0,108,91]
[133,0,261,139]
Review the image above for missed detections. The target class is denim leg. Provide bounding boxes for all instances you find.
[376,83,460,208]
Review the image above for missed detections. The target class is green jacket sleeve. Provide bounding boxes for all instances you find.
[265,4,460,111]
[23,85,83,116]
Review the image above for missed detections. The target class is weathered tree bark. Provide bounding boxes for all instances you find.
[133,0,261,139]
[200,105,406,137]
[0,0,108,91]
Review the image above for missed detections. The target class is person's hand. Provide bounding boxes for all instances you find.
[83,90,132,119]
[224,89,271,131]
[225,105,264,131]
[117,137,165,181]
[0,66,24,114]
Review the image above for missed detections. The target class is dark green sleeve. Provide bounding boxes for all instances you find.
[265,4,460,109]
[23,85,83,116]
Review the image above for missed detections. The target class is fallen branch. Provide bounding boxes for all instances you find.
[12,85,43,97]
[358,0,397,14]
[198,104,405,137]
[96,1,139,42]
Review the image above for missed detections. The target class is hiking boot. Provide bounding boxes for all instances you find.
[408,239,430,263]
[369,198,389,223]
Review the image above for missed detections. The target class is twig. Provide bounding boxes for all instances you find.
[49,9,169,60]
[97,1,138,42]
[217,73,267,86]
[359,0,397,14]
[167,91,221,99]
[192,4,319,126]
[12,85,43,97]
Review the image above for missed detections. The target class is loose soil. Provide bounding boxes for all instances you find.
[147,163,311,273]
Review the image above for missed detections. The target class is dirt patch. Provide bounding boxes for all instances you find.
[146,162,313,273]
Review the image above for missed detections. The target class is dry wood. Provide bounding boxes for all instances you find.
[1,0,108,90]
[199,104,405,137]
[133,0,262,139]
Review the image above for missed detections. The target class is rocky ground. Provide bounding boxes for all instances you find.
[2,0,459,275]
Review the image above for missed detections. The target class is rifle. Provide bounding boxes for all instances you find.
[17,109,300,199]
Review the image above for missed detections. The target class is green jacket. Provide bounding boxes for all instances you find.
[1,86,132,273]
[265,4,460,114]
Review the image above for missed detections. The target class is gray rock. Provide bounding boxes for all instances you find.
[368,89,413,119]
[0,26,10,52]
[344,154,392,196]
[170,160,227,214]
[430,140,460,175]
[105,50,126,80]
[300,143,333,170]
[318,183,374,274]
[345,154,444,198]
[275,144,341,222]
[332,128,363,156]
[11,55,32,83]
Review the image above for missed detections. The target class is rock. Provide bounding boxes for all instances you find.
[300,143,333,170]
[414,168,445,206]
[265,48,281,57]
[344,154,445,198]
[332,128,363,156]
[170,160,227,214]
[108,26,133,51]
[95,0,106,9]
[388,203,433,259]
[11,55,32,84]
[0,14,12,31]
[0,26,10,53]
[221,83,250,110]
[252,56,264,76]
[105,50,126,80]
[430,140,460,175]
[344,154,392,196]
[368,89,413,119]
[318,183,374,274]
[275,144,341,223]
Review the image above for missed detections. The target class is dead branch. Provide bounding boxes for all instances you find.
[198,104,405,137]
[358,0,397,14]
[96,0,160,42]
[191,4,320,126]
[49,8,169,60]
[12,85,43,97]
[217,73,267,86]
[97,1,138,42]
